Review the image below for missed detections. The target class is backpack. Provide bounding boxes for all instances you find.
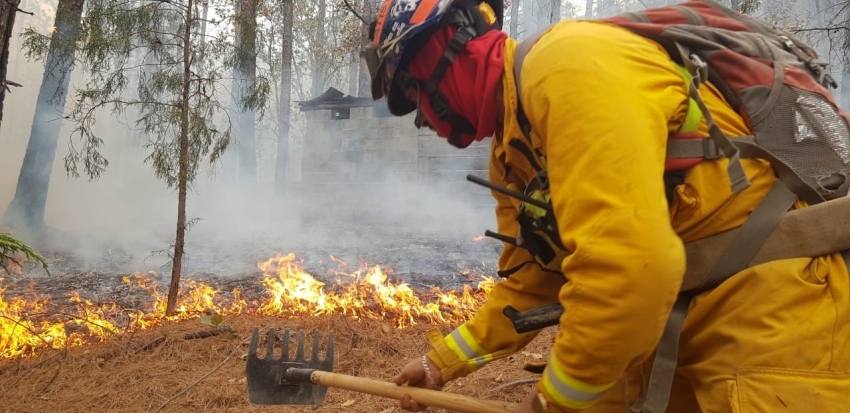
[491,1,850,411]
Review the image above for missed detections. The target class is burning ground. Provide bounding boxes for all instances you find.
[0,227,553,412]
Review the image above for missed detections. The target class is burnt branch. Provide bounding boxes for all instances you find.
[341,0,369,26]
[37,348,66,394]
[181,326,235,340]
[134,335,167,353]
[490,378,538,392]
[789,26,850,33]
[153,335,251,413]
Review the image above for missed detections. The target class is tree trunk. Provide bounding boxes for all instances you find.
[7,0,23,82]
[275,0,293,194]
[510,0,519,38]
[535,0,548,30]
[521,0,534,39]
[347,52,358,96]
[550,0,560,23]
[357,33,371,97]
[840,7,850,109]
[232,0,258,184]
[196,0,209,73]
[3,0,85,232]
[357,0,375,97]
[0,0,21,127]
[311,0,327,97]
[166,0,193,317]
[597,0,617,17]
[584,0,593,18]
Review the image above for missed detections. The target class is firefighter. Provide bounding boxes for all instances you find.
[360,0,850,412]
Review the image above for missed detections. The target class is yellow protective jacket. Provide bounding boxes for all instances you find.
[425,19,850,412]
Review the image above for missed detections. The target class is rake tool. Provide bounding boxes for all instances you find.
[246,328,519,413]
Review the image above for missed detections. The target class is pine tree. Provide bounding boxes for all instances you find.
[19,0,269,314]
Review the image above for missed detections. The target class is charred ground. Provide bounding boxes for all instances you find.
[0,224,555,412]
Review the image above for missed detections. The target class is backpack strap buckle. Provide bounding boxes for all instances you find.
[703,137,723,160]
[687,53,708,85]
[675,42,708,86]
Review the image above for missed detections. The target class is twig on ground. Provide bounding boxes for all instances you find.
[134,336,167,354]
[120,322,138,345]
[341,316,360,357]
[38,348,67,393]
[96,334,166,361]
[181,326,235,340]
[0,314,55,351]
[150,335,251,413]
[491,378,538,392]
[0,349,66,394]
[56,311,119,336]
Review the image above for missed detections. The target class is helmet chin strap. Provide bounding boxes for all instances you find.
[421,2,490,148]
[448,128,472,148]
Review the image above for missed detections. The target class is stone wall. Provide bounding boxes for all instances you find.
[299,106,493,222]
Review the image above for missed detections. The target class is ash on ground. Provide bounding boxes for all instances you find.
[2,218,503,307]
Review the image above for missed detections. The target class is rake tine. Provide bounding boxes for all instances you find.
[295,330,305,361]
[326,331,334,363]
[282,329,290,361]
[248,327,260,357]
[311,332,320,361]
[265,329,276,360]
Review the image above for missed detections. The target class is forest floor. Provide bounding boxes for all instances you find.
[0,314,557,413]
[0,227,557,412]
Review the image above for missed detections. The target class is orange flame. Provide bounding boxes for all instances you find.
[0,254,493,359]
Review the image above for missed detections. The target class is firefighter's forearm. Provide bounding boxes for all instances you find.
[425,268,563,381]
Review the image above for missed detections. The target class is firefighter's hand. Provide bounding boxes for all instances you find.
[393,355,444,411]
[514,392,538,413]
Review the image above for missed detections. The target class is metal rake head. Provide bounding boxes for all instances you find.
[246,327,335,405]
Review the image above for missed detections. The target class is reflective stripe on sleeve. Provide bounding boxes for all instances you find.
[445,325,492,369]
[540,353,617,410]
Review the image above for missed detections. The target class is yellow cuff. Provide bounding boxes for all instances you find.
[538,353,618,411]
[535,390,585,413]
[425,328,476,381]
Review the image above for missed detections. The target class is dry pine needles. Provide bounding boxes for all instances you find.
[0,314,556,412]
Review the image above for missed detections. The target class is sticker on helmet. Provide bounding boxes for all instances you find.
[410,0,440,24]
[391,0,418,17]
[373,0,394,45]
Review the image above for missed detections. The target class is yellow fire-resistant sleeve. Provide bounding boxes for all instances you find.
[518,21,689,410]
[426,135,567,382]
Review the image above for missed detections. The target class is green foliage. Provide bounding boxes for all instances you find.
[0,233,49,275]
[199,314,225,327]
[738,0,761,15]
[19,0,270,186]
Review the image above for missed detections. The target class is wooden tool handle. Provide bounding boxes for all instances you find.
[310,370,518,413]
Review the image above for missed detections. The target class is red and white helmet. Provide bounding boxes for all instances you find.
[360,0,502,147]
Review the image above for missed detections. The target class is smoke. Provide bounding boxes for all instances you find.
[0,29,500,280]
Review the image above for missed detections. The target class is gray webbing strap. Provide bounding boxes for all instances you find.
[698,179,799,291]
[665,137,825,206]
[675,41,751,195]
[666,136,756,159]
[640,179,798,413]
[733,140,827,206]
[640,293,694,413]
[513,28,551,101]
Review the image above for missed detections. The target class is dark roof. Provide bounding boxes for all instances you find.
[298,87,378,112]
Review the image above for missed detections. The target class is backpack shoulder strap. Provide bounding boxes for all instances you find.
[512,27,551,139]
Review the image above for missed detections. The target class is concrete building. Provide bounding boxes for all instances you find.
[297,88,494,224]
